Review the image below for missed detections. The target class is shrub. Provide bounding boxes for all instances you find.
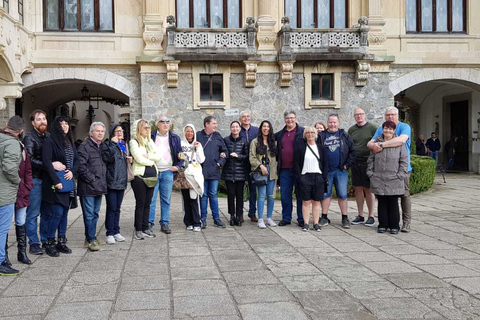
[410,155,436,194]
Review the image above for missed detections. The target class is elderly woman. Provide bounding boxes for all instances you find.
[367,121,408,234]
[314,121,326,133]
[249,120,278,229]
[294,126,328,231]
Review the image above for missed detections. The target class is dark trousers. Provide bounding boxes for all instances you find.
[377,195,400,230]
[44,203,69,239]
[131,177,154,232]
[226,181,244,220]
[247,175,257,216]
[181,189,201,227]
[105,188,125,236]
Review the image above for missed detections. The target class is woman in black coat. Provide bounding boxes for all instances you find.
[42,116,79,257]
[222,121,248,226]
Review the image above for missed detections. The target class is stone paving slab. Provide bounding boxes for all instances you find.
[1,173,480,319]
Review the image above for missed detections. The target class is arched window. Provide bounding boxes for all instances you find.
[406,0,466,33]
[176,0,242,28]
[285,0,348,29]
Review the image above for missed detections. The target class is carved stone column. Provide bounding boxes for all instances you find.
[143,0,164,55]
[367,0,387,56]
[256,0,277,56]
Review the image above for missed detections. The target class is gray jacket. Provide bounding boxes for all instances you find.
[0,130,21,207]
[367,135,408,196]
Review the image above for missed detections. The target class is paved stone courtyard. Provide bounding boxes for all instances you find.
[1,174,480,319]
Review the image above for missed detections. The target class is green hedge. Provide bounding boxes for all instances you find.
[410,155,436,194]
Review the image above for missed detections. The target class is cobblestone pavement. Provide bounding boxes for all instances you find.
[1,174,480,319]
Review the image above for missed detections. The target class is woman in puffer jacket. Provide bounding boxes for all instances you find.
[180,124,205,232]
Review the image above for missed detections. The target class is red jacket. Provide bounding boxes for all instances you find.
[15,144,33,209]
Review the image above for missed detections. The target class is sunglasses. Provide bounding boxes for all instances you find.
[159,119,170,123]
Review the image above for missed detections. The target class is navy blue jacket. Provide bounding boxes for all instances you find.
[240,125,259,145]
[426,138,441,152]
[319,129,356,170]
[274,124,305,171]
[196,129,228,180]
[151,130,184,170]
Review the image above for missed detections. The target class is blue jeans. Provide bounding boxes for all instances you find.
[15,207,27,226]
[80,196,102,242]
[201,179,220,221]
[257,179,276,219]
[149,170,174,227]
[279,169,303,223]
[0,204,14,263]
[44,203,69,239]
[448,157,454,168]
[430,151,438,165]
[25,178,44,244]
[105,189,125,236]
[324,169,349,199]
[247,175,257,216]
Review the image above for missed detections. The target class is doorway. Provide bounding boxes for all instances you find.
[450,100,469,171]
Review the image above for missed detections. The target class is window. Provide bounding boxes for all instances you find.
[406,0,466,33]
[43,0,114,31]
[312,74,333,100]
[285,0,348,29]
[18,0,23,24]
[200,75,223,101]
[3,0,9,13]
[176,0,242,28]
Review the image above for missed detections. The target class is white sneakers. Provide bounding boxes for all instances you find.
[258,218,278,228]
[107,233,126,244]
[267,218,277,227]
[193,226,201,232]
[186,225,194,231]
[106,235,115,245]
[257,219,266,229]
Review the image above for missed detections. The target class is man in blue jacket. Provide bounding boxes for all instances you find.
[426,132,441,166]
[197,116,228,228]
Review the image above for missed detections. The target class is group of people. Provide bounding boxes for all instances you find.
[0,106,413,277]
[415,132,441,165]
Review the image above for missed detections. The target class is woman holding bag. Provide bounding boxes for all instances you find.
[249,120,278,229]
[129,120,161,240]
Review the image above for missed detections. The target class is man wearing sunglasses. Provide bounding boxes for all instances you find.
[150,115,183,234]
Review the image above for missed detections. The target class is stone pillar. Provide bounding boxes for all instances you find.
[143,0,164,55]
[0,97,17,127]
[256,0,277,56]
[367,0,387,56]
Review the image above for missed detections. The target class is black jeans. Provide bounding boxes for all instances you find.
[226,181,244,220]
[181,189,201,227]
[131,177,154,232]
[105,188,125,236]
[377,195,400,230]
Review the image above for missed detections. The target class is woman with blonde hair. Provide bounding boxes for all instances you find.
[314,121,326,133]
[129,120,161,240]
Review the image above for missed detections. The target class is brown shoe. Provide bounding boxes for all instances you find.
[249,215,258,222]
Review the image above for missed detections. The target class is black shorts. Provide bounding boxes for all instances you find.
[298,173,325,201]
[351,161,370,188]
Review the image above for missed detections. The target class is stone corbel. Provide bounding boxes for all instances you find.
[355,60,370,87]
[143,18,164,55]
[278,61,294,87]
[165,60,180,88]
[243,61,259,87]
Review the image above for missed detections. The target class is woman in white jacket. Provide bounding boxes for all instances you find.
[180,124,205,231]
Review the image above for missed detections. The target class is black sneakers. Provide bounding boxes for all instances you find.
[341,216,351,229]
[351,216,365,225]
[0,261,18,276]
[278,220,291,226]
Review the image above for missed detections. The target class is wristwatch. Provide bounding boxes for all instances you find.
[379,143,384,148]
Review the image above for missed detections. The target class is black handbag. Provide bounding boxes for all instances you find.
[250,168,268,187]
[55,171,75,193]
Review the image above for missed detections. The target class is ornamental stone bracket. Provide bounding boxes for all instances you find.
[165,60,180,88]
[355,60,370,87]
[243,60,259,87]
[143,18,164,55]
[278,61,294,87]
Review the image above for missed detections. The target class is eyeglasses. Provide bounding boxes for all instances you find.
[354,113,365,116]
[159,119,170,123]
[114,130,124,133]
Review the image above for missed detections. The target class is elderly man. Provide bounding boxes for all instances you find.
[149,115,182,235]
[416,134,427,156]
[348,108,377,227]
[275,110,305,227]
[0,116,24,276]
[78,122,107,251]
[367,106,412,232]
[319,114,355,229]
[197,116,228,228]
[239,111,259,222]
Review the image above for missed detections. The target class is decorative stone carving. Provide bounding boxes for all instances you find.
[165,60,180,88]
[143,14,164,55]
[329,33,360,47]
[174,32,248,48]
[256,16,277,55]
[355,60,370,87]
[243,61,259,87]
[278,61,294,87]
[368,33,387,46]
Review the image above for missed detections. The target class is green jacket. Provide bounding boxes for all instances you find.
[0,130,21,207]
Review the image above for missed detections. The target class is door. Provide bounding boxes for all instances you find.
[450,100,469,171]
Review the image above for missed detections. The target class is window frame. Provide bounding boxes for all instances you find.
[3,0,9,13]
[407,0,466,33]
[43,0,115,32]
[311,74,334,101]
[200,74,224,101]
[176,0,242,28]
[18,0,23,24]
[285,0,348,29]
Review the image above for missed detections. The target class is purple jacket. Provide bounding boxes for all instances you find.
[16,146,34,209]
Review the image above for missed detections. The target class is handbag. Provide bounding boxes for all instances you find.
[55,171,75,193]
[250,168,268,187]
[127,162,134,182]
[173,169,192,190]
[140,165,158,188]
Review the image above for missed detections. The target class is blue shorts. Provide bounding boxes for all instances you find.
[324,169,349,199]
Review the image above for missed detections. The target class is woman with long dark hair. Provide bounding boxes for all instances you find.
[249,120,278,229]
[42,116,79,257]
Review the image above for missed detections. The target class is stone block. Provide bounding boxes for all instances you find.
[74,68,86,80]
[174,295,237,318]
[361,298,442,319]
[338,280,411,299]
[173,279,229,297]
[267,263,320,277]
[56,284,117,303]
[379,244,429,255]
[115,290,170,311]
[231,284,294,304]
[63,68,75,80]
[0,296,54,317]
[346,251,399,263]
[445,277,480,295]
[94,69,108,85]
[171,266,221,280]
[363,261,422,274]
[45,301,112,320]
[66,269,122,286]
[105,72,118,88]
[121,275,170,291]
[170,255,216,269]
[238,301,310,320]
[84,68,98,82]
[279,274,342,292]
[3,278,65,297]
[418,264,480,278]
[223,270,279,287]
[399,254,451,265]
[110,310,171,320]
[385,273,450,289]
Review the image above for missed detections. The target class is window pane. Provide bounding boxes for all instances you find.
[81,0,94,30]
[285,0,297,28]
[421,0,433,32]
[301,0,314,27]
[99,0,113,30]
[46,0,60,30]
[321,75,332,99]
[211,75,223,100]
[317,0,330,28]
[3,0,8,13]
[64,0,78,30]
[194,0,207,28]
[227,0,240,28]
[210,0,223,28]
[333,0,346,28]
[405,0,417,32]
[436,0,447,32]
[452,0,464,32]
[18,0,24,24]
[312,75,320,99]
[200,75,211,100]
[177,0,190,28]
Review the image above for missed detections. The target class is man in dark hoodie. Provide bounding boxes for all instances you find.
[196,116,228,228]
